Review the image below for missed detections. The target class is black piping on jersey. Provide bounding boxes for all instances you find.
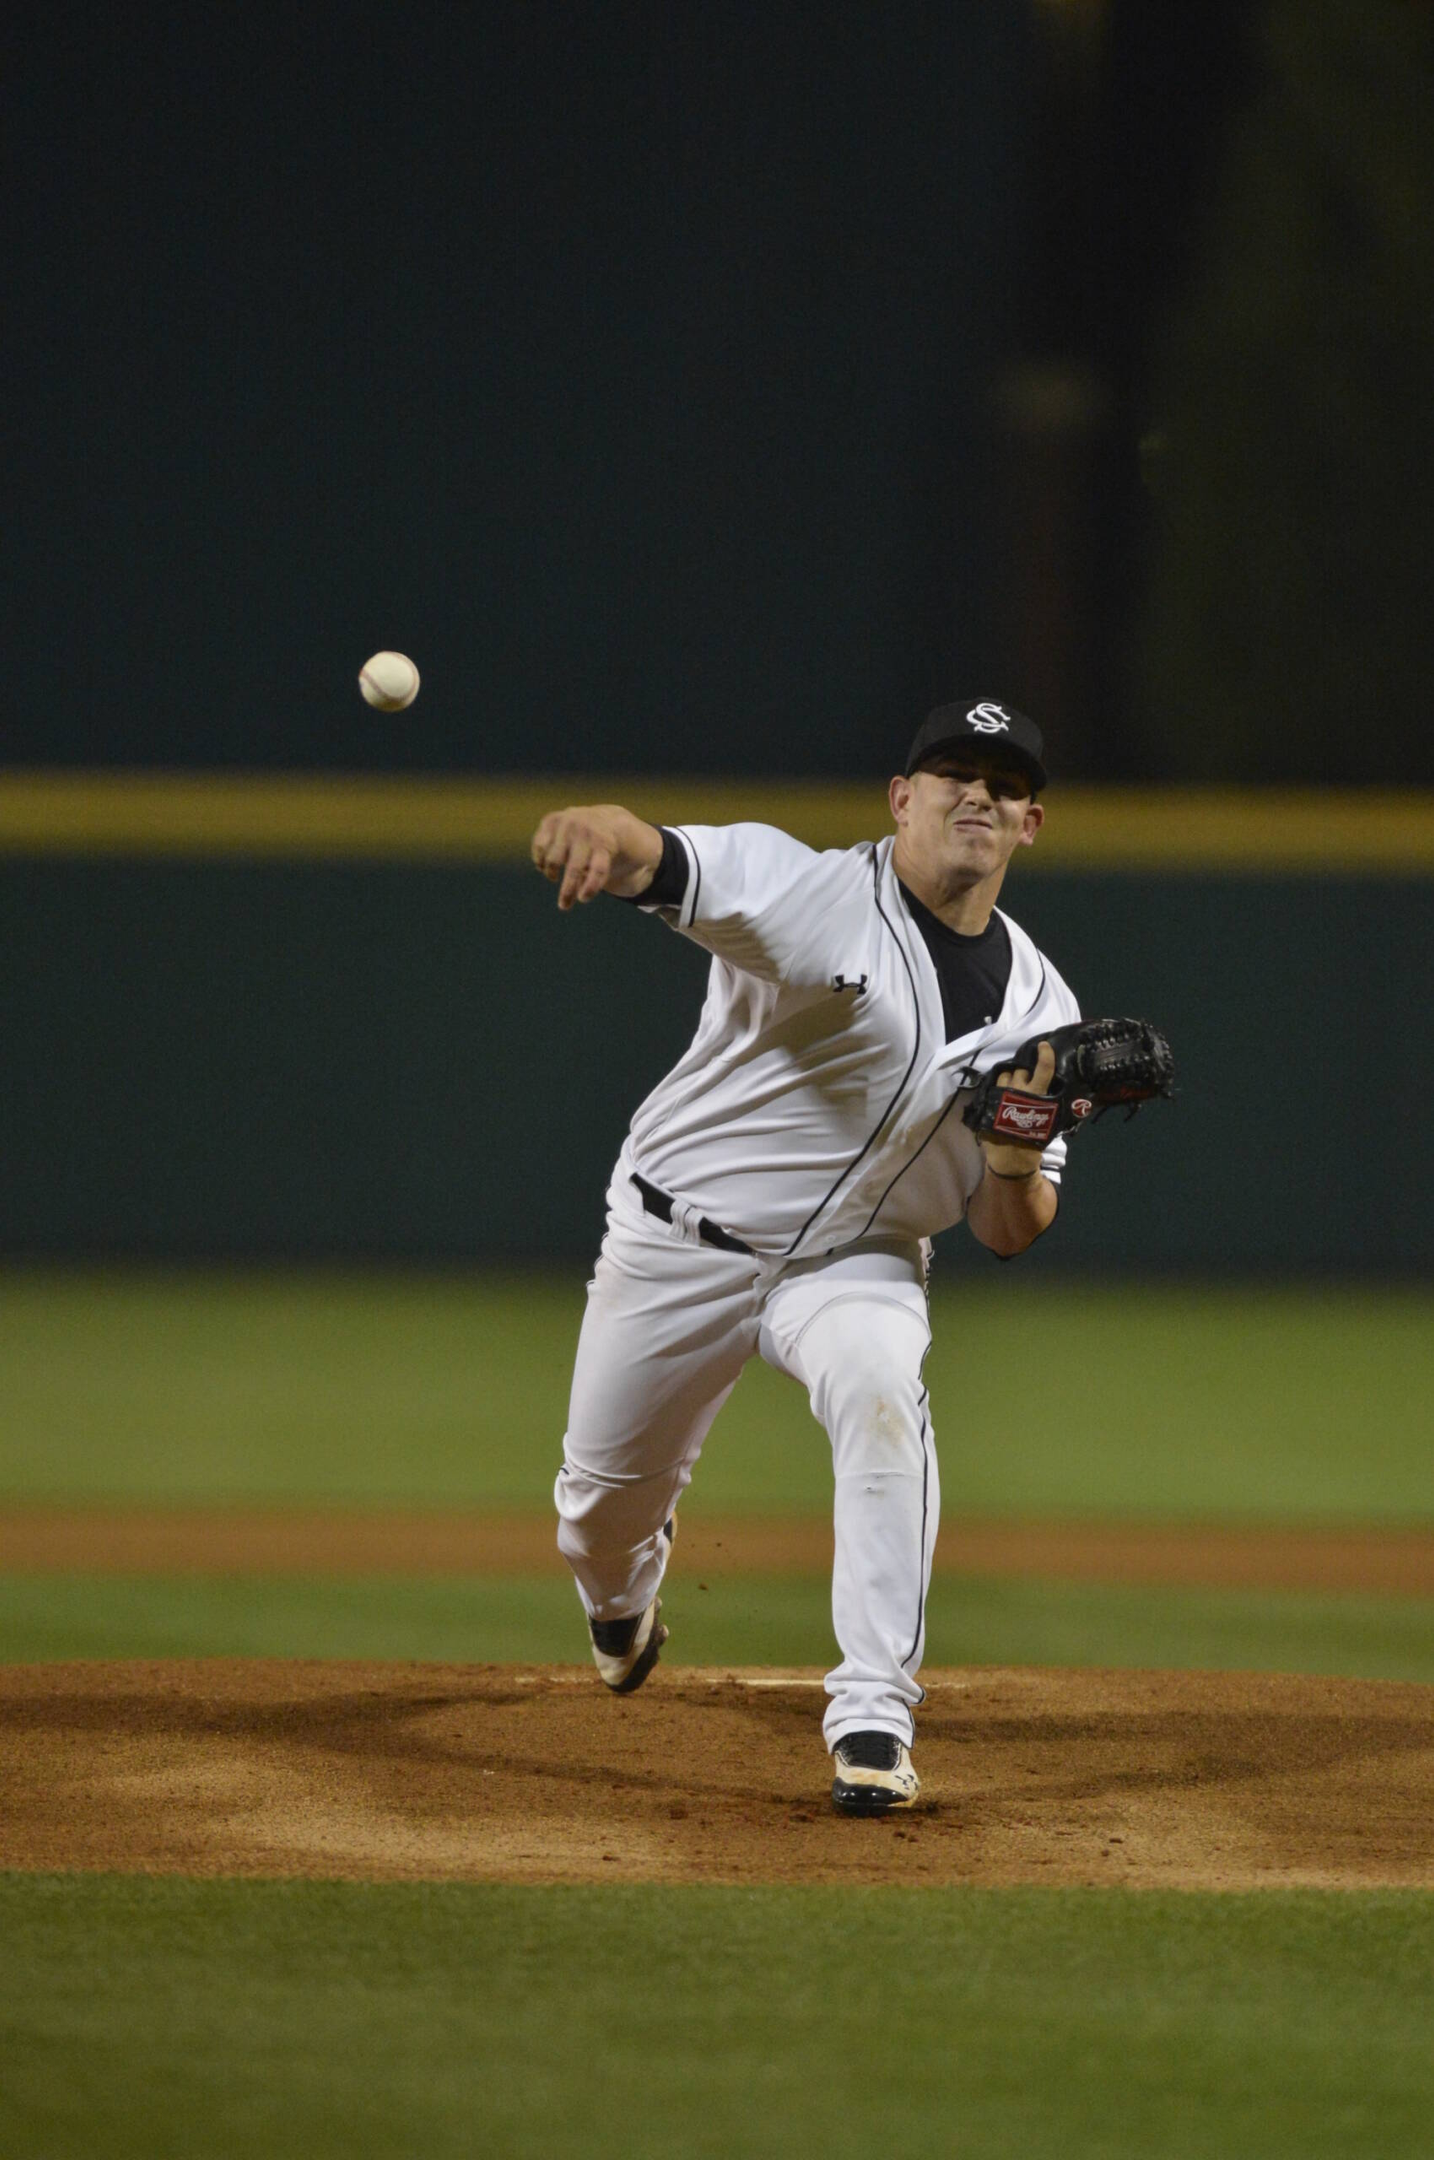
[1019,956,1049,1026]
[675,825,702,928]
[850,945,1053,1243]
[631,827,702,1160]
[781,844,922,1258]
[902,1389,934,1672]
[850,1082,969,1243]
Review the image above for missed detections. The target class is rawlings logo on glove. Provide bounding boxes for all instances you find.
[988,1094,1061,1144]
[963,1018,1175,1147]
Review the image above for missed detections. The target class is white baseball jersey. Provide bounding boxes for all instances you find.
[622,822,1080,1255]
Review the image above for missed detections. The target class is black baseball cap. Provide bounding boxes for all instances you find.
[904,700,1047,792]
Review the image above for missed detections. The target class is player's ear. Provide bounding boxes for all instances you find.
[889,773,914,826]
[1018,798,1045,845]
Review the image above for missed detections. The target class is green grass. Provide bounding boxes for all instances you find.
[4,1273,1431,2159]
[3,1569,1433,1682]
[2,1876,1432,2160]
[2,1268,1433,1522]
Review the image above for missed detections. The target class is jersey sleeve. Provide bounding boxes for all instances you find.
[637,822,828,982]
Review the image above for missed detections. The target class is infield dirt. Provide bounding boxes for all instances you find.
[3,1659,1432,1891]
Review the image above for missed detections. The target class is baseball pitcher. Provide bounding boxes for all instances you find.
[531,700,1171,1815]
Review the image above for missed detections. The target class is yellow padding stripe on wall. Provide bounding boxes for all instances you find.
[1,772,1432,873]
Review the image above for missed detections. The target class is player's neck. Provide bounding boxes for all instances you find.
[893,849,1005,935]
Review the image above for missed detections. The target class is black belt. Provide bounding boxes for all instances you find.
[630,1174,755,1256]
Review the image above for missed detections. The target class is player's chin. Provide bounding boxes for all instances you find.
[943,831,1000,872]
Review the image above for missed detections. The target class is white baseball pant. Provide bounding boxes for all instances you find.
[554,1164,938,1749]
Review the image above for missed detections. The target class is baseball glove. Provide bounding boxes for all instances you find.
[962,1018,1175,1149]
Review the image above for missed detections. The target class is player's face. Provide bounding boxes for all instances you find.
[891,754,1044,889]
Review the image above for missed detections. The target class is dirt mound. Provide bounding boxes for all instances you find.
[3,1660,1432,1889]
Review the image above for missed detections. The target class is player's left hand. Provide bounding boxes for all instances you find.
[976,1039,1055,1179]
[997,1039,1056,1100]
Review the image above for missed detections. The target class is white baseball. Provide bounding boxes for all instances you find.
[358,650,420,711]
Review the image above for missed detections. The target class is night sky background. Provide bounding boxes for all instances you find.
[5,1,1431,783]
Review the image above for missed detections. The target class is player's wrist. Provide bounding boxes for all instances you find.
[604,815,666,897]
[606,858,658,897]
[616,811,665,879]
[978,1141,1046,1184]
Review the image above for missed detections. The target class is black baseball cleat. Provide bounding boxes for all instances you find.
[588,1518,675,1695]
[589,1599,667,1693]
[830,1730,920,1816]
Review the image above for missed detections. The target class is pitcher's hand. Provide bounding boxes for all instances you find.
[531,805,664,910]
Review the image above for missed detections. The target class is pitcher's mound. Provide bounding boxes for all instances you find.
[2,1660,1431,1889]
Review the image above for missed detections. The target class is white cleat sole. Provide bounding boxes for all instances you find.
[831,1742,920,1817]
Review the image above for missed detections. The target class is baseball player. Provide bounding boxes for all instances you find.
[531,700,1079,1815]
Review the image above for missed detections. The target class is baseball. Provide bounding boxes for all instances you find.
[358,650,420,711]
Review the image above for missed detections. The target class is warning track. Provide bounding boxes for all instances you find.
[4,1508,1434,1595]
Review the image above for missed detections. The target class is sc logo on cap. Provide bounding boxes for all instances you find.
[967,703,1011,733]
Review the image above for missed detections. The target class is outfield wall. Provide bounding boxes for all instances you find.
[2,780,1429,1273]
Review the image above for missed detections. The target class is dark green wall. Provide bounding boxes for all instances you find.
[3,863,1425,1273]
[3,4,1029,779]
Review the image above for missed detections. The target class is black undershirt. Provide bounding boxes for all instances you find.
[897,881,1012,1042]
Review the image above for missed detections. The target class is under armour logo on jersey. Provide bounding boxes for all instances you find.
[966,703,1012,734]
